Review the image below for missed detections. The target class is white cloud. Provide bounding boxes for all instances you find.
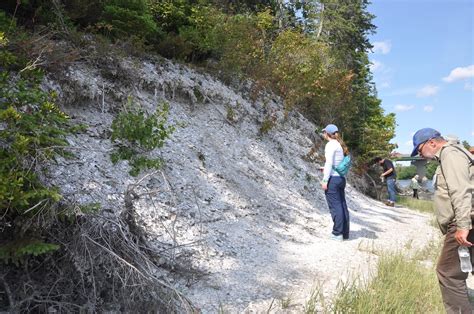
[370,60,383,72]
[385,88,417,97]
[443,65,474,82]
[472,131,474,137]
[416,85,439,98]
[423,105,434,112]
[405,140,413,147]
[394,104,415,112]
[371,61,392,89]
[464,82,474,91]
[379,82,391,89]
[372,41,392,54]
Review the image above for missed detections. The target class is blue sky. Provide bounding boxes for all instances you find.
[368,0,474,154]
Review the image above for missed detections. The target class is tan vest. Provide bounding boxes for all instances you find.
[433,144,474,234]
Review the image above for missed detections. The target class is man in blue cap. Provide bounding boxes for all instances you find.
[412,127,474,313]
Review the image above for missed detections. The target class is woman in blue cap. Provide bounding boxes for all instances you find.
[321,124,350,241]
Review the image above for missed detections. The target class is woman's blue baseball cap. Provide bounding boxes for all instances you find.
[323,124,338,135]
[411,128,441,156]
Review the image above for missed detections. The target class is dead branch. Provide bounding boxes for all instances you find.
[0,275,15,309]
[19,49,46,73]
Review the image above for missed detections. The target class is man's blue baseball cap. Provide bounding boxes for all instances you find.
[323,124,338,135]
[410,128,441,156]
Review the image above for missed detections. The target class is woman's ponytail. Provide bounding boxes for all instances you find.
[334,133,349,156]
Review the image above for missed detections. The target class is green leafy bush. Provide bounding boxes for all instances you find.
[100,0,160,40]
[178,5,226,60]
[0,23,73,264]
[396,165,417,180]
[218,13,267,77]
[111,98,175,176]
[0,240,60,266]
[425,161,438,179]
[150,1,227,61]
[149,0,192,33]
[63,0,107,27]
[0,72,68,216]
[259,114,277,135]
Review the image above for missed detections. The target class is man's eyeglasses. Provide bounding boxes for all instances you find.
[417,138,432,155]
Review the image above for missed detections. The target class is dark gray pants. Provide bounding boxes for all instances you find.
[325,176,349,239]
[436,224,474,313]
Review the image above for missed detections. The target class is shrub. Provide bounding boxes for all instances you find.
[99,0,160,41]
[0,241,60,266]
[226,106,235,122]
[0,69,68,217]
[0,24,73,263]
[259,113,277,135]
[110,98,175,176]
[396,165,417,180]
[178,5,226,61]
[63,0,107,27]
[151,2,226,62]
[218,13,267,77]
[149,0,192,33]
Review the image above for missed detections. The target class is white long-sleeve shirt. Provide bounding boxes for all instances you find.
[323,139,344,182]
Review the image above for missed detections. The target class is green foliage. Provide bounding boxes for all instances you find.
[462,140,471,150]
[110,146,164,176]
[396,165,417,180]
[397,161,438,180]
[0,26,71,264]
[0,68,68,212]
[218,13,268,76]
[111,98,174,176]
[151,2,249,62]
[0,73,68,216]
[149,0,193,33]
[178,5,226,60]
[63,0,107,27]
[397,196,433,213]
[425,161,438,180]
[355,110,397,161]
[327,250,443,313]
[99,0,161,41]
[318,0,376,69]
[79,202,101,213]
[0,0,54,26]
[259,114,276,135]
[111,98,174,150]
[69,122,89,134]
[226,106,235,122]
[0,240,59,265]
[193,86,205,103]
[269,29,332,108]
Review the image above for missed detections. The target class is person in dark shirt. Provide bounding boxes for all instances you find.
[374,157,397,206]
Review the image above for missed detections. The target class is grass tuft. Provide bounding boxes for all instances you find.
[306,247,444,313]
[397,196,434,213]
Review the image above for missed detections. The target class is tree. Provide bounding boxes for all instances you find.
[462,140,471,150]
[299,0,396,160]
[396,165,417,180]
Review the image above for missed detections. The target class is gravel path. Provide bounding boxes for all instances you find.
[178,193,438,313]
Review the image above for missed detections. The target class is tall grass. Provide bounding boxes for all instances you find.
[306,249,444,313]
[332,253,443,313]
[397,195,434,213]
